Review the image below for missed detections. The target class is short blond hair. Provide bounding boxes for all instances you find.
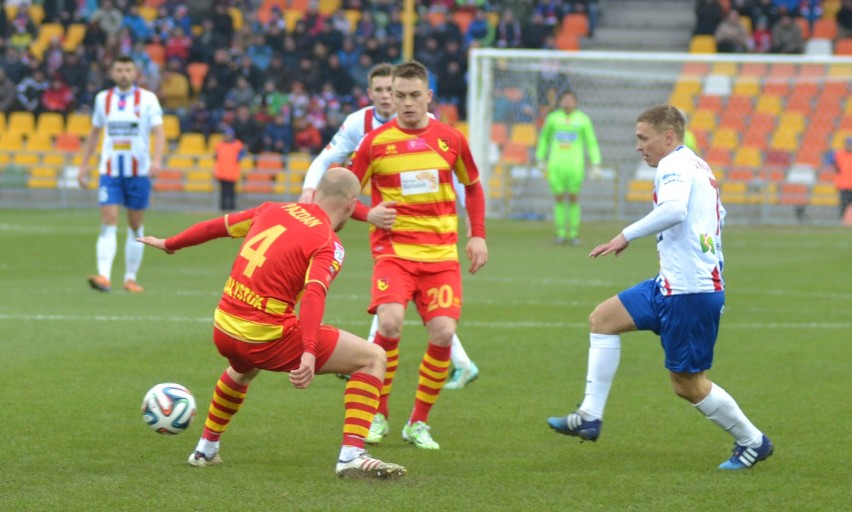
[637,105,685,141]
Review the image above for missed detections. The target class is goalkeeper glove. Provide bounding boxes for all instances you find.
[590,165,603,180]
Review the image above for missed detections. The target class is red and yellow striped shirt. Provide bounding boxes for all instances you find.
[348,118,483,263]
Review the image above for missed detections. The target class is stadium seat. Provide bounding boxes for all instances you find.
[787,164,816,185]
[625,179,653,202]
[153,170,184,192]
[711,128,739,150]
[689,35,716,53]
[812,19,837,40]
[7,112,35,137]
[176,133,207,155]
[810,183,839,206]
[510,123,537,147]
[696,95,723,112]
[62,23,86,51]
[139,6,157,21]
[186,62,209,94]
[710,62,738,76]
[726,167,754,182]
[229,7,244,31]
[765,150,791,167]
[343,10,361,32]
[705,147,731,167]
[162,115,181,142]
[28,4,45,24]
[438,103,459,124]
[778,182,809,206]
[795,17,811,39]
[732,78,760,96]
[166,155,195,169]
[452,10,474,34]
[55,133,81,152]
[145,43,166,66]
[740,62,767,77]
[25,134,53,152]
[36,112,65,138]
[763,81,789,96]
[805,38,833,56]
[284,9,303,32]
[13,152,40,166]
[778,112,806,132]
[690,109,717,131]
[490,123,509,146]
[733,147,762,167]
[720,181,749,204]
[835,38,852,55]
[755,95,782,115]
[255,152,284,170]
[501,142,530,164]
[66,112,92,137]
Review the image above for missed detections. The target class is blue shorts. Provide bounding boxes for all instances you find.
[98,175,151,210]
[618,278,724,373]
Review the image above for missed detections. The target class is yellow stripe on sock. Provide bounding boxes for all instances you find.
[344,394,380,409]
[218,381,247,400]
[422,353,451,369]
[344,409,375,423]
[212,393,241,410]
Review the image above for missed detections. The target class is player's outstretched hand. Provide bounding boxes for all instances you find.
[367,200,397,230]
[289,352,316,389]
[589,232,629,258]
[466,236,488,274]
[136,236,174,254]
[298,188,316,204]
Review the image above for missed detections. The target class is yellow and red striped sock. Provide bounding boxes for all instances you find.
[201,370,248,442]
[410,343,451,424]
[342,372,382,448]
[373,333,399,418]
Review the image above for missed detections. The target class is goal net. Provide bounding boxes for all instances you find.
[467,49,852,224]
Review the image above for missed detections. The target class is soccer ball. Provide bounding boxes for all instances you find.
[141,383,197,435]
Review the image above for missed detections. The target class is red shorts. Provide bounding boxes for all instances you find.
[369,258,462,322]
[213,320,340,374]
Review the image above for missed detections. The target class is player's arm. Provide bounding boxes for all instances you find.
[77,125,103,188]
[137,208,259,253]
[584,117,602,168]
[535,114,553,166]
[300,120,362,202]
[455,133,488,273]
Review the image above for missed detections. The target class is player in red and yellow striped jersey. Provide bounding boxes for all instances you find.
[137,168,406,479]
[346,61,489,450]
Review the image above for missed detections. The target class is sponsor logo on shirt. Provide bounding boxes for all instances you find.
[333,241,345,264]
[385,143,398,155]
[400,169,439,195]
[407,138,428,150]
[700,233,716,254]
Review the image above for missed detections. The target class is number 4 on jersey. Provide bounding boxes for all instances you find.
[239,225,285,277]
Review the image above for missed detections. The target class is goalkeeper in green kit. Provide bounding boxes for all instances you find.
[536,90,602,245]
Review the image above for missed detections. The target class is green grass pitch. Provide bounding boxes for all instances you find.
[1,208,850,511]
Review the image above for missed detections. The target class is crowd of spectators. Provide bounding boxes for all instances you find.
[0,0,594,155]
[693,0,852,54]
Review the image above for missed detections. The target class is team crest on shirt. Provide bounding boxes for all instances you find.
[438,138,449,152]
[377,278,389,291]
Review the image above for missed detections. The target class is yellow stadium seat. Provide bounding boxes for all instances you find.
[43,153,66,166]
[710,62,738,76]
[28,4,45,25]
[13,153,40,166]
[167,155,196,169]
[831,131,852,149]
[672,79,702,97]
[228,7,244,31]
[625,180,654,202]
[343,10,361,32]
[721,181,749,204]
[25,134,53,151]
[288,152,312,172]
[810,183,839,206]
[769,131,799,151]
[690,109,717,131]
[66,112,92,137]
[509,123,537,146]
[318,0,341,15]
[176,133,207,155]
[0,132,24,151]
[197,156,215,169]
[162,115,181,141]
[36,112,65,137]
[778,112,806,132]
[455,121,469,138]
[30,167,58,178]
[755,95,782,115]
[284,9,303,32]
[139,6,157,21]
[732,78,760,97]
[208,133,224,152]
[733,147,762,167]
[7,112,36,137]
[689,35,716,54]
[37,23,64,44]
[711,128,739,150]
[62,23,87,51]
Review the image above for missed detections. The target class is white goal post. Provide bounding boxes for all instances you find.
[467,49,852,223]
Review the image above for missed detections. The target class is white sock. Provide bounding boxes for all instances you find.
[578,333,621,420]
[450,334,471,368]
[124,225,144,282]
[96,224,117,279]
[367,315,379,344]
[694,383,763,448]
[195,438,219,457]
[339,444,365,462]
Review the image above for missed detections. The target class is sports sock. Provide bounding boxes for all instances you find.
[694,383,764,448]
[201,370,248,442]
[567,202,581,239]
[409,343,451,424]
[367,315,379,344]
[373,333,399,418]
[96,224,117,279]
[194,438,219,458]
[124,225,144,282]
[449,334,471,368]
[579,333,621,420]
[553,201,567,237]
[341,372,382,450]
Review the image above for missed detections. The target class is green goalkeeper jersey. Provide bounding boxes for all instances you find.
[536,109,601,170]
